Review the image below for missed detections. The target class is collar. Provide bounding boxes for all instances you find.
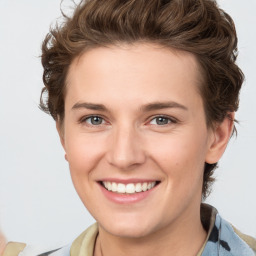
[70,204,256,256]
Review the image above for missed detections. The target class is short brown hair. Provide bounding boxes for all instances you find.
[40,0,244,198]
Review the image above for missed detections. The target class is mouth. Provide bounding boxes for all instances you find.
[100,181,160,194]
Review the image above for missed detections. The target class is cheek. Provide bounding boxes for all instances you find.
[148,131,207,184]
[65,132,106,176]
[64,133,105,206]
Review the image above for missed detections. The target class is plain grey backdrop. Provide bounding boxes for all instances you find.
[0,0,255,247]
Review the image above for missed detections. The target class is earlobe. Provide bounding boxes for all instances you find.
[205,113,235,164]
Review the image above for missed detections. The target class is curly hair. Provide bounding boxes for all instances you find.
[40,0,244,199]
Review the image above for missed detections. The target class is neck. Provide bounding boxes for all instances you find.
[94,205,207,256]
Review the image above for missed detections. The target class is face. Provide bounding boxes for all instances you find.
[60,43,218,238]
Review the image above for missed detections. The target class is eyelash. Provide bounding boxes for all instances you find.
[79,115,107,126]
[148,115,177,126]
[79,115,177,127]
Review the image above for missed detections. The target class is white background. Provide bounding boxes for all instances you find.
[0,0,255,247]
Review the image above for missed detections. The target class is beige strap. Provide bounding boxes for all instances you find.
[2,242,26,256]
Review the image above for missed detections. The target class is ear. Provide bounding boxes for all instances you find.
[56,120,68,161]
[205,112,235,164]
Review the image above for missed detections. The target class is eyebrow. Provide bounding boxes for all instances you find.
[71,101,188,112]
[72,102,108,111]
[141,102,188,112]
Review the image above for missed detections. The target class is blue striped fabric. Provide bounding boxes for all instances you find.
[202,214,255,256]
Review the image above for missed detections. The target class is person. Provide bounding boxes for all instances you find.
[1,0,256,255]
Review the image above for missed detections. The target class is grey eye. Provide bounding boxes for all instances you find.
[150,116,171,125]
[155,117,169,125]
[86,116,103,125]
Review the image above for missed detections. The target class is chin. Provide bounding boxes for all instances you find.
[99,215,160,239]
[107,225,153,239]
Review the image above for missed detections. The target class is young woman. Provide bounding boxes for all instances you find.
[1,0,256,255]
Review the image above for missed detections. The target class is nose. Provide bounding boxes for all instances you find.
[106,125,146,170]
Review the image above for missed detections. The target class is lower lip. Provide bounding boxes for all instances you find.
[99,184,158,204]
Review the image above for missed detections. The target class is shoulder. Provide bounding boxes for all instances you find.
[2,242,26,256]
[1,223,98,256]
[231,225,256,255]
[219,216,256,255]
[2,243,71,256]
[203,211,256,256]
[70,223,98,255]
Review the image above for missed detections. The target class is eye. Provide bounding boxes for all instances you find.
[149,116,174,125]
[84,116,105,125]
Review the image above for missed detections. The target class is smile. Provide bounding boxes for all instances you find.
[101,181,158,194]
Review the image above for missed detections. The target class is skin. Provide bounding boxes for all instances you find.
[58,43,234,256]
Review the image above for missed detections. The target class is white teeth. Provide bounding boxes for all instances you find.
[142,182,147,192]
[135,183,142,192]
[126,183,135,194]
[102,181,157,194]
[107,181,112,191]
[112,182,117,192]
[117,183,126,193]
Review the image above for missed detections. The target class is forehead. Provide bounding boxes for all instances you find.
[65,43,203,110]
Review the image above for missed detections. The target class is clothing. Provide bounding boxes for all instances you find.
[3,204,256,256]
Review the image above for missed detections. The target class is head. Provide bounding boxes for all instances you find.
[40,0,243,204]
